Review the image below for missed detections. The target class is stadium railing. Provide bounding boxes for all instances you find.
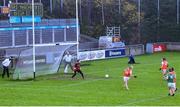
[163,42,180,51]
[79,42,144,56]
[149,42,180,51]
[0,19,77,48]
[78,42,144,62]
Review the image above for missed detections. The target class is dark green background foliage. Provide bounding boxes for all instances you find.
[0,0,180,44]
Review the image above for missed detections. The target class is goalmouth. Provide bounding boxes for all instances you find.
[10,0,80,80]
[13,42,78,80]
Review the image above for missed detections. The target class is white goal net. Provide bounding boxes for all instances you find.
[13,43,77,80]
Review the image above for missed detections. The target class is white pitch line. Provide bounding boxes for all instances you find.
[121,92,179,106]
[0,78,103,91]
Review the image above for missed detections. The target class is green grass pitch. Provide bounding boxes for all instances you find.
[0,51,180,106]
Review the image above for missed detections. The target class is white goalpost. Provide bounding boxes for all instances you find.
[12,0,79,80]
[76,0,80,60]
[32,0,36,79]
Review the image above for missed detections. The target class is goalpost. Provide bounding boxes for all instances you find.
[12,0,79,80]
[12,43,77,80]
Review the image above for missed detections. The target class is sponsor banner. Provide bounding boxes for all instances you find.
[78,50,105,61]
[105,48,126,58]
[9,16,21,23]
[22,55,46,65]
[22,16,41,23]
[21,54,61,66]
[9,16,41,23]
[153,44,166,52]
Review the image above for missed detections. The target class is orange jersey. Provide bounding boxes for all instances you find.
[123,68,132,77]
[161,61,168,69]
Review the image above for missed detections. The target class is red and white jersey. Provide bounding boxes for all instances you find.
[123,68,132,77]
[161,60,168,70]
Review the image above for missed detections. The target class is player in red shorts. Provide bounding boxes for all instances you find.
[123,66,133,90]
[72,60,84,79]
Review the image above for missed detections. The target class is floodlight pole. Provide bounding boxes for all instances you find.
[32,0,36,79]
[76,0,79,60]
[138,0,141,43]
[3,0,5,6]
[138,0,141,25]
[101,0,105,25]
[157,0,160,25]
[157,0,160,41]
[50,0,53,13]
[177,0,179,24]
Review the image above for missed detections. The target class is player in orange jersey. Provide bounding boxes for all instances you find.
[160,58,168,75]
[123,66,133,90]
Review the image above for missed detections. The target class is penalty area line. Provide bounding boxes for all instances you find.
[121,92,179,106]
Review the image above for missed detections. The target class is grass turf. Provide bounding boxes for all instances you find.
[0,51,179,106]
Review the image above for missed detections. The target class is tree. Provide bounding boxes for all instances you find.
[120,0,141,44]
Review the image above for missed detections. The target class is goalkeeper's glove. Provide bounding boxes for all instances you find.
[159,68,162,70]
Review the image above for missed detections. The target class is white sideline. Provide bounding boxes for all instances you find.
[121,92,179,106]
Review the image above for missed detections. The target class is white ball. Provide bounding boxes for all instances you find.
[67,26,69,28]
[105,74,109,78]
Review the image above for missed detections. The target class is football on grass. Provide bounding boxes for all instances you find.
[105,74,109,78]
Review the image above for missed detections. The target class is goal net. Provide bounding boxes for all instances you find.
[11,0,79,80]
[13,43,77,80]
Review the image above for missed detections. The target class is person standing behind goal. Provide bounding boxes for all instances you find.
[2,57,11,78]
[63,51,73,73]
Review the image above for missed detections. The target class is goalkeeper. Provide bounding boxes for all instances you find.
[63,51,73,73]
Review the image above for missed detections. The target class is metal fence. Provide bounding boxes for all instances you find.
[79,42,145,56]
[160,42,180,51]
[125,44,145,56]
[0,19,78,48]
